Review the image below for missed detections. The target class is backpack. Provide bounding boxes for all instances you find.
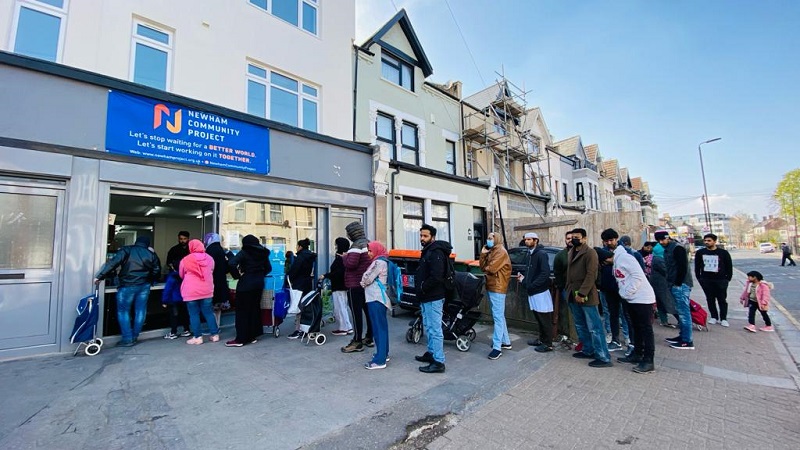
[376,256,403,306]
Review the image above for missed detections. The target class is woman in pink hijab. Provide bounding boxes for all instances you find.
[360,241,390,369]
[179,239,220,344]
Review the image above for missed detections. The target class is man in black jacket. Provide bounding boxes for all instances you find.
[414,224,452,374]
[95,236,161,347]
[657,231,695,350]
[517,232,554,352]
[695,233,733,326]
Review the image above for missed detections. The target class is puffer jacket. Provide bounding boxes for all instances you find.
[479,234,511,294]
[179,240,215,301]
[740,281,773,309]
[95,238,161,287]
[343,248,372,289]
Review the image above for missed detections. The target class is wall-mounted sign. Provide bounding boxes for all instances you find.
[105,91,270,174]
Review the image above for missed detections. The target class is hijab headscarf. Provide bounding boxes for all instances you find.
[335,237,351,254]
[204,232,221,247]
[242,234,260,247]
[368,241,388,259]
[652,242,665,258]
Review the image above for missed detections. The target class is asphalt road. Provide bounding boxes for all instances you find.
[729,248,800,322]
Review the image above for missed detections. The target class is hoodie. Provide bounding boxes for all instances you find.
[415,240,453,303]
[179,239,215,301]
[286,248,317,293]
[612,245,655,304]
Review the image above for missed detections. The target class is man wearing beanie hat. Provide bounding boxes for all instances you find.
[342,222,373,353]
[95,236,162,347]
[655,231,696,350]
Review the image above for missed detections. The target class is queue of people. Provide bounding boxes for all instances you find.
[93,223,770,376]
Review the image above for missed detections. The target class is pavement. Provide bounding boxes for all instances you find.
[1,268,799,449]
[429,268,800,450]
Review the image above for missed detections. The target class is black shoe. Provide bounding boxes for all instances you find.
[588,359,613,368]
[572,352,594,359]
[632,362,655,374]
[287,330,302,340]
[617,354,642,364]
[664,336,681,344]
[116,340,135,348]
[363,337,375,348]
[488,349,502,360]
[500,343,513,350]
[419,361,446,373]
[415,351,435,363]
[527,339,542,346]
[534,344,554,353]
[669,341,695,350]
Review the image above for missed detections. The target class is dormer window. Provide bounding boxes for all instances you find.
[381,52,414,91]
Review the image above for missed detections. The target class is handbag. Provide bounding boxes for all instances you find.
[287,279,303,314]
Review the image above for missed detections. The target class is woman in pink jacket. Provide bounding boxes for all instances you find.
[179,239,220,344]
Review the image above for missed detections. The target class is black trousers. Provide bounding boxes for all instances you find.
[781,254,796,266]
[168,302,190,334]
[620,300,635,348]
[699,279,729,321]
[348,286,372,342]
[748,300,772,326]
[605,290,623,343]
[234,289,263,343]
[627,303,655,363]
[533,311,553,346]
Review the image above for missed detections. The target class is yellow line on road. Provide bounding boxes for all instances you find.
[772,297,800,330]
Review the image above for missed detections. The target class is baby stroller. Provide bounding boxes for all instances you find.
[298,286,327,346]
[70,289,104,356]
[406,271,486,352]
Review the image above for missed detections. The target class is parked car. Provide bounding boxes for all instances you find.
[508,245,562,276]
[759,243,776,253]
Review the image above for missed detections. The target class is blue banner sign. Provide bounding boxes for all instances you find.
[105,91,270,174]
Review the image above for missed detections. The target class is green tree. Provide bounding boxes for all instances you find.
[774,169,800,247]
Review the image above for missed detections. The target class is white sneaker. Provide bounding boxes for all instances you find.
[708,318,717,325]
[720,320,730,327]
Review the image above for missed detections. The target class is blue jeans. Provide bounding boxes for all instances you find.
[421,299,445,363]
[116,284,151,343]
[186,298,220,338]
[671,284,693,343]
[366,302,389,365]
[488,291,510,351]
[569,302,610,363]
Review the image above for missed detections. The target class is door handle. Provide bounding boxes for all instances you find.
[0,273,25,280]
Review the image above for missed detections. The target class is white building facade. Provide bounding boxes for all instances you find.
[1,0,354,139]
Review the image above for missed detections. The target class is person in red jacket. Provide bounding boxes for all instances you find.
[341,222,373,353]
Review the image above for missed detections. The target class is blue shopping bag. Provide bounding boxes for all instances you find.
[273,289,289,320]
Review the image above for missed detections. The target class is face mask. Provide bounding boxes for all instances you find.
[571,238,582,247]
[486,240,494,248]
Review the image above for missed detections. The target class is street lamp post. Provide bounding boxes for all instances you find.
[698,137,722,232]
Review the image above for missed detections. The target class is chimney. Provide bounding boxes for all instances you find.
[762,216,767,222]
[445,80,463,99]
[769,215,774,220]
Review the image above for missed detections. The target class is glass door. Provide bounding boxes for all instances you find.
[0,184,64,351]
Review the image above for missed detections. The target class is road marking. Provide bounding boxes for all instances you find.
[772,297,800,330]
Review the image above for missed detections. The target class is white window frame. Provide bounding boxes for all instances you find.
[9,0,69,63]
[246,62,319,131]
[246,0,319,36]
[129,19,173,91]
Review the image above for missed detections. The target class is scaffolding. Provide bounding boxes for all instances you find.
[461,73,554,230]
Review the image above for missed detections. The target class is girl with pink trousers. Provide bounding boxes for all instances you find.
[740,270,774,332]
[179,239,220,344]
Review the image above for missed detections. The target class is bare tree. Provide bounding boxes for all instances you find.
[730,211,755,247]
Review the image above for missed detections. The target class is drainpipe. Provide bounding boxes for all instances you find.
[352,45,360,141]
[389,168,400,248]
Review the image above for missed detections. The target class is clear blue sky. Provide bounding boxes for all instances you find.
[356,0,800,220]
